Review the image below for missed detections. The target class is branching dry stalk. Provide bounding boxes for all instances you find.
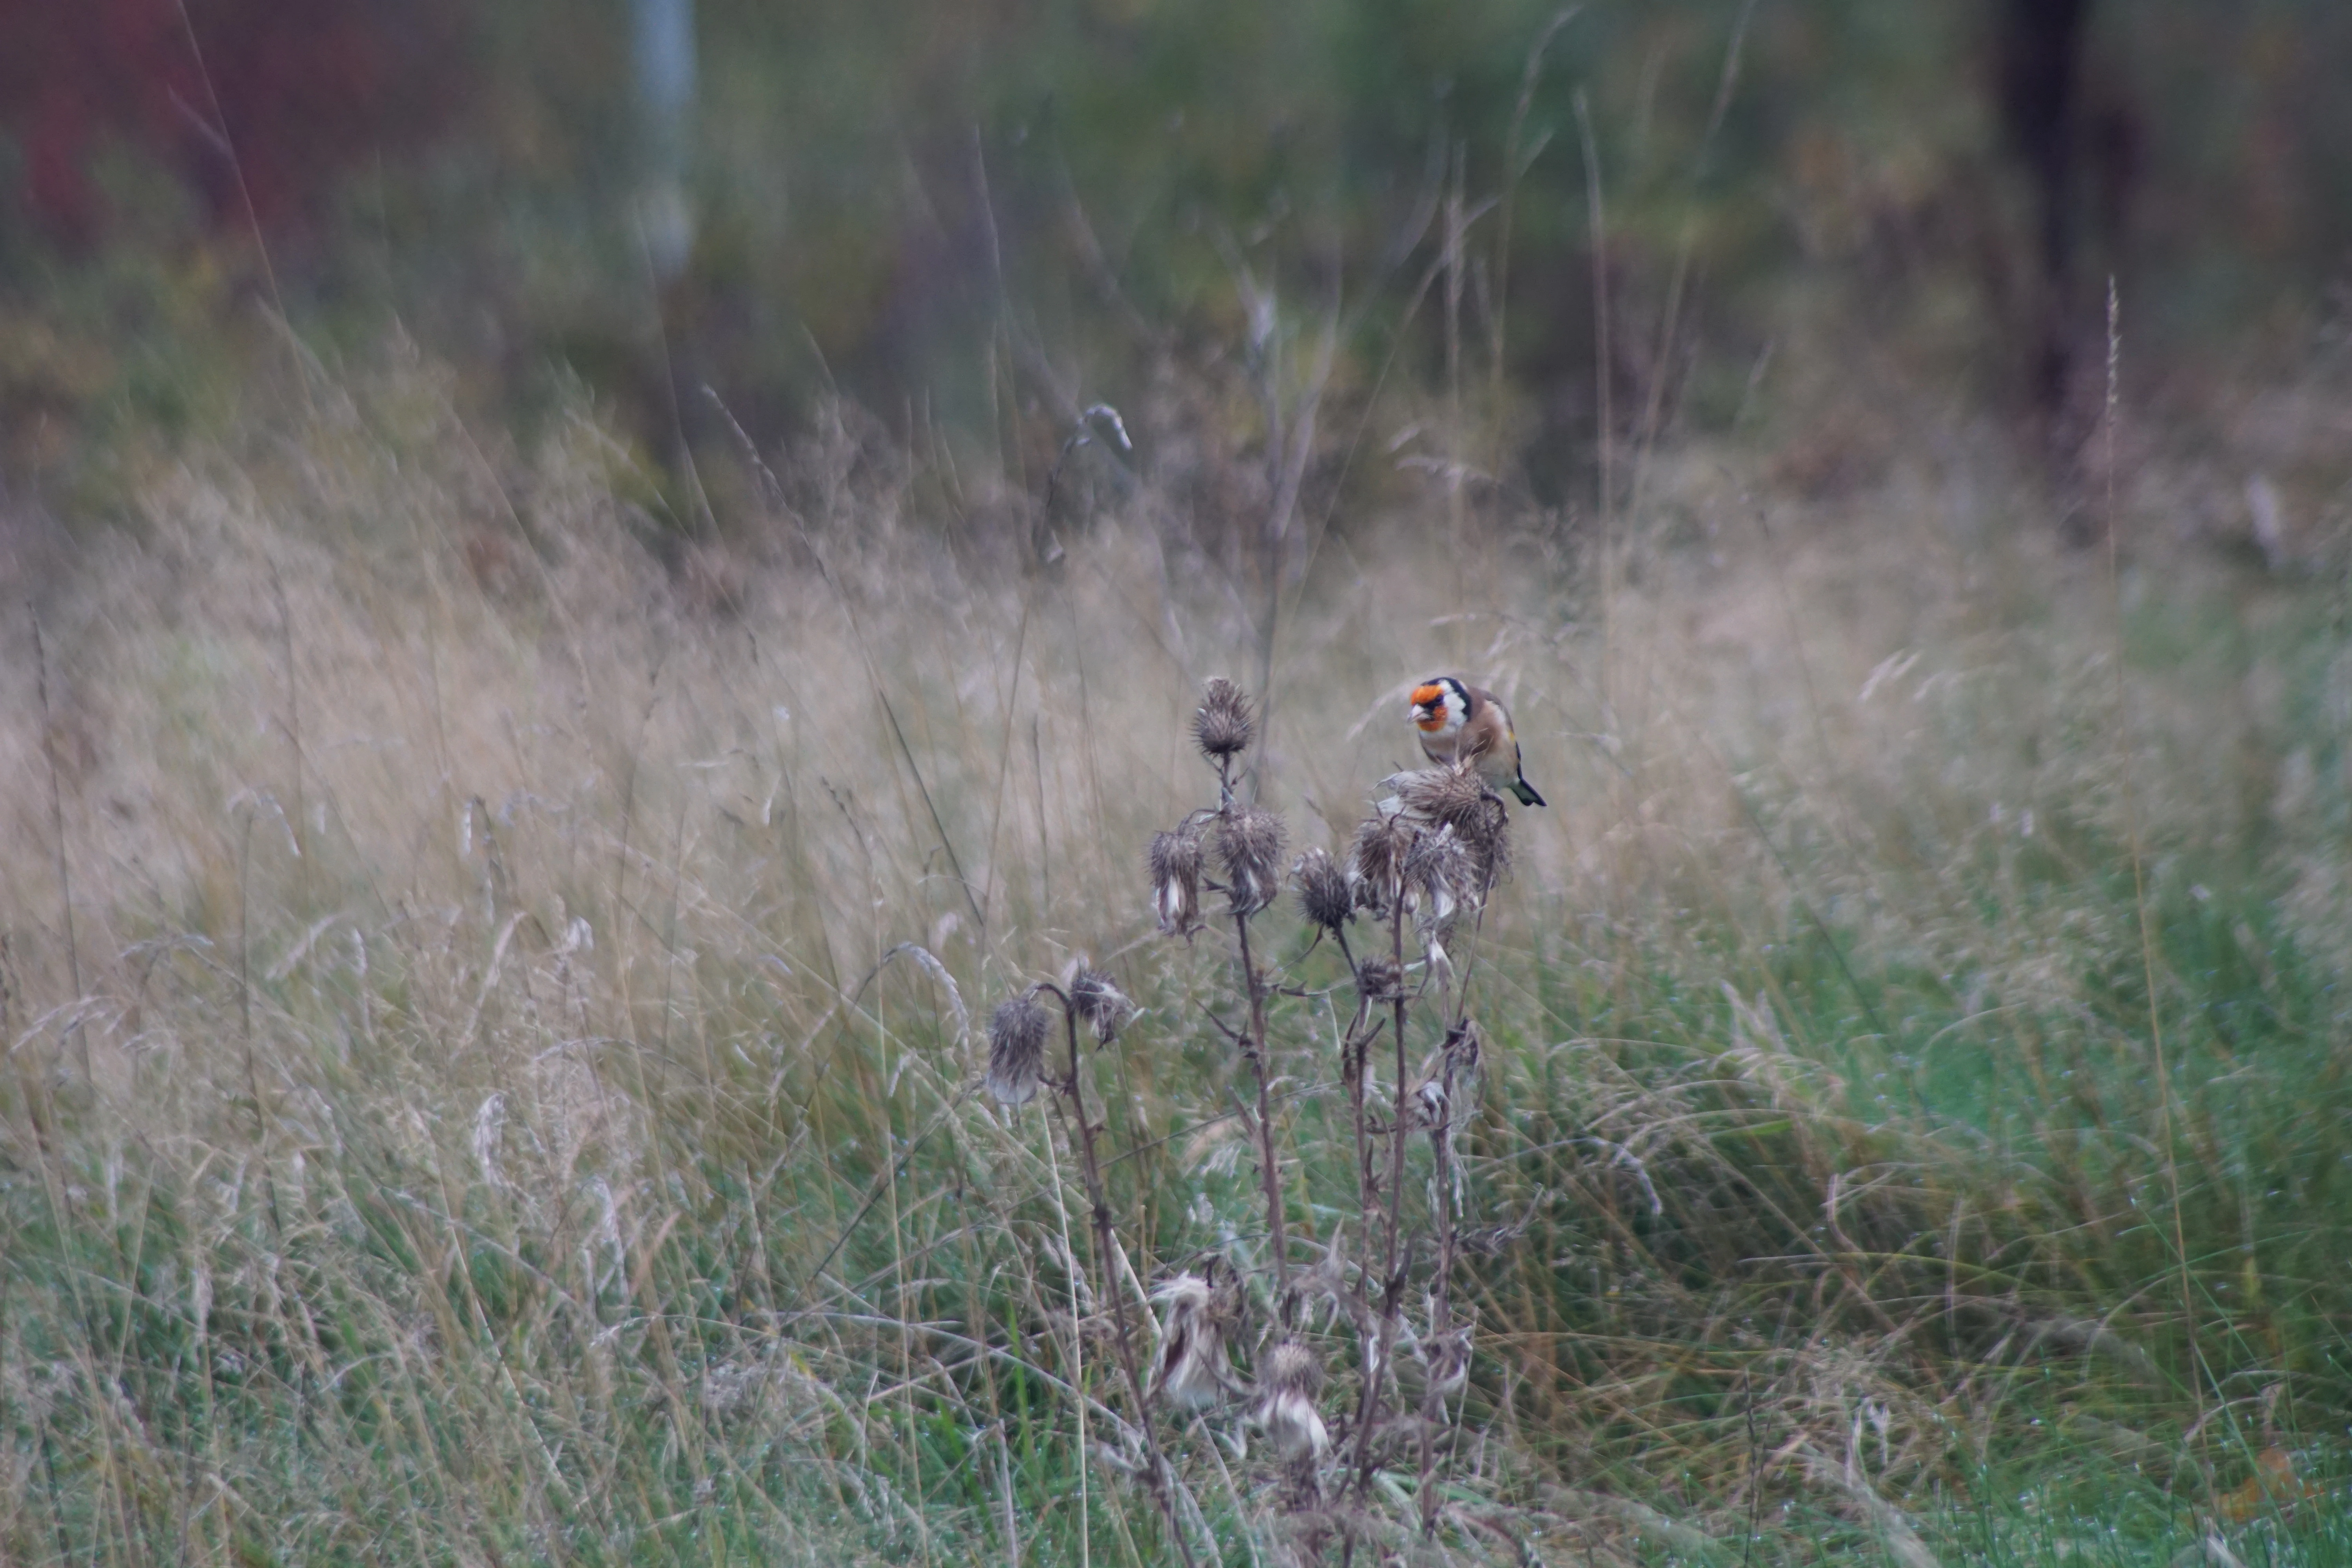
[1350,888,1417,1504]
[1335,767,1508,1528]
[1222,799,1291,1302]
[1011,681,1519,1558]
[1416,1021,1477,1538]
[1325,920,1384,1325]
[1165,679,1294,1303]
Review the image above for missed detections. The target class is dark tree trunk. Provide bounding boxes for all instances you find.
[1992,0,2093,443]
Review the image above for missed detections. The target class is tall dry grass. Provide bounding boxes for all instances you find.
[4,345,2350,1563]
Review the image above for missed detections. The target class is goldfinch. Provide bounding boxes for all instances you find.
[1408,676,1546,807]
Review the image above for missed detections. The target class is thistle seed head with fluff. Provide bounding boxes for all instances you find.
[1414,1075,1451,1134]
[1151,1272,1239,1410]
[1148,826,1204,937]
[1252,1341,1330,1462]
[1401,822,1478,930]
[984,993,1051,1105]
[1214,806,1287,916]
[1193,677,1255,761]
[1457,792,1511,892]
[1385,766,1488,826]
[1347,813,1415,916]
[1442,1018,1482,1085]
[1069,966,1137,1044]
[1386,766,1511,892]
[1355,955,1405,1002]
[1292,847,1355,933]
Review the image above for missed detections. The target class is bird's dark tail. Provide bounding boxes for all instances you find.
[1513,778,1546,808]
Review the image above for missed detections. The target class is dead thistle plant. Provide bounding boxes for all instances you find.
[991,679,1522,1554]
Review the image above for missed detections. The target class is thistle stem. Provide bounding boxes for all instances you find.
[1352,902,1414,1498]
[1232,907,1289,1300]
[1334,924,1379,1314]
[1419,1076,1460,1539]
[1417,914,1486,1530]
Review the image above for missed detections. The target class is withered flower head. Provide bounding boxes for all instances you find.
[1292,847,1355,933]
[1148,826,1204,937]
[1384,767,1512,895]
[1193,677,1256,761]
[1454,792,1511,894]
[1214,806,1287,916]
[1151,1271,1239,1411]
[1347,813,1415,916]
[1401,822,1477,930]
[1252,1340,1330,1462]
[1355,955,1405,1002]
[984,993,1051,1105]
[1413,1324,1472,1403]
[1386,766,1488,824]
[1441,1018,1482,1084]
[1069,966,1137,1044]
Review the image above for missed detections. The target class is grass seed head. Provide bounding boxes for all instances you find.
[1193,677,1255,760]
[984,993,1051,1105]
[1148,826,1205,936]
[1292,847,1356,933]
[1215,806,1287,916]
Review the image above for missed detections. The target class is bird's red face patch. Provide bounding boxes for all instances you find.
[1410,682,1450,731]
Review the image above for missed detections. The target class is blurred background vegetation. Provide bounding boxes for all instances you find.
[3,0,2349,531]
[7,7,2352,1564]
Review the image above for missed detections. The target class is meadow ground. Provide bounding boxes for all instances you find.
[3,347,2350,1564]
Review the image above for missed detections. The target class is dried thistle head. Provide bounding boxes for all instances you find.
[1214,806,1287,916]
[1454,791,1510,893]
[984,993,1051,1105]
[1151,1270,1241,1411]
[1400,822,1477,930]
[1410,1323,1472,1404]
[1441,1018,1482,1084]
[1285,1233,1368,1338]
[1292,848,1355,933]
[1193,677,1255,761]
[1252,1340,1330,1462]
[1148,826,1204,937]
[1385,766,1487,823]
[1355,955,1405,1002]
[1383,766,1511,895]
[1347,813,1414,916]
[1069,966,1137,1044]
